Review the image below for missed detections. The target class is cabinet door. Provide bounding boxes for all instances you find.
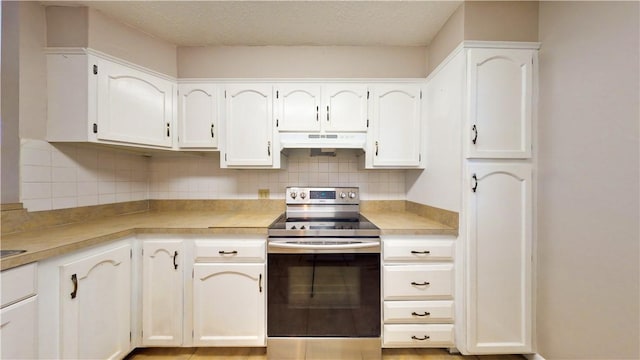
[467,48,533,159]
[95,58,174,148]
[275,84,321,132]
[60,244,131,359]
[0,296,38,359]
[193,263,265,346]
[178,83,218,148]
[322,85,368,132]
[142,240,183,346]
[224,85,273,166]
[466,163,532,353]
[370,85,422,167]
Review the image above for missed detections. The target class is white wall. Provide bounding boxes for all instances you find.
[178,46,428,78]
[537,2,639,358]
[1,1,20,204]
[18,2,47,141]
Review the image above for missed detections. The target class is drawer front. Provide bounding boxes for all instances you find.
[1,263,37,308]
[383,239,454,262]
[383,264,453,300]
[384,300,454,323]
[195,239,266,262]
[383,324,454,347]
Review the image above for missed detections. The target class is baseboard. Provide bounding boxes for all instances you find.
[524,353,546,360]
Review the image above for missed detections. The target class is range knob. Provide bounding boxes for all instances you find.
[290,192,297,199]
[340,192,347,199]
[300,192,307,199]
[348,191,357,199]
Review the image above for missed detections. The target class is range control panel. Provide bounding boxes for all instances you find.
[285,187,359,205]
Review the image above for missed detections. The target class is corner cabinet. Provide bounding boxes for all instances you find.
[466,48,534,159]
[465,163,532,353]
[178,83,218,149]
[366,84,424,168]
[222,84,280,168]
[47,49,176,150]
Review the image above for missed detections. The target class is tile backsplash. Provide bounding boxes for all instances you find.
[20,141,406,211]
[20,139,149,212]
[148,149,406,200]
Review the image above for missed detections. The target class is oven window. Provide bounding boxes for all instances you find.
[268,253,380,337]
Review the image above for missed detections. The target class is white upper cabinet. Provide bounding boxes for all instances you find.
[222,84,275,167]
[47,50,176,150]
[178,83,218,149]
[465,162,533,354]
[275,84,322,132]
[275,84,368,133]
[95,57,175,148]
[466,48,534,159]
[322,84,369,132]
[367,84,423,168]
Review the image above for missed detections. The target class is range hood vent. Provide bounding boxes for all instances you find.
[279,132,367,150]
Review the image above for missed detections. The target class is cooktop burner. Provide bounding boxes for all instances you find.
[268,214,380,237]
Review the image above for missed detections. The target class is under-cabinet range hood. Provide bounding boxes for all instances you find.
[278,132,367,150]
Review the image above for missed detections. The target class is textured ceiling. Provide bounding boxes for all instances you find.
[42,1,462,46]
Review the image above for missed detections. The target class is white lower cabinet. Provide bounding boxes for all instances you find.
[193,263,265,346]
[58,242,132,359]
[192,237,266,346]
[383,324,455,347]
[382,236,455,348]
[141,240,184,346]
[465,162,533,353]
[1,263,38,359]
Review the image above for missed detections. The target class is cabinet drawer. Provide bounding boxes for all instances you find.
[383,264,453,300]
[1,263,37,308]
[383,324,454,347]
[195,239,265,262]
[384,301,454,323]
[383,239,454,262]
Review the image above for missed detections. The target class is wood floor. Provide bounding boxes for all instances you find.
[125,347,525,360]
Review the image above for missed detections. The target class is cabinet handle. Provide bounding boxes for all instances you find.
[471,173,478,193]
[410,250,431,254]
[267,141,271,156]
[210,124,215,138]
[259,273,263,293]
[411,311,431,317]
[173,251,178,270]
[218,250,238,255]
[411,335,430,341]
[326,106,330,122]
[70,274,78,299]
[472,124,478,144]
[375,141,379,156]
[316,106,319,121]
[166,123,171,137]
[411,281,430,286]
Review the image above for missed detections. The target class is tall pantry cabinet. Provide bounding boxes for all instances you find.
[426,41,539,355]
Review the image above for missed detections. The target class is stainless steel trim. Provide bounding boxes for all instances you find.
[267,337,381,360]
[268,238,380,254]
[286,204,359,220]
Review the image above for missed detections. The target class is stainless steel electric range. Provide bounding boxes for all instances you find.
[267,187,381,360]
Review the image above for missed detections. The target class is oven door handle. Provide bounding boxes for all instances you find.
[268,242,380,251]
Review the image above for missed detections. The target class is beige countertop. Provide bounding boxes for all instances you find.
[1,207,456,271]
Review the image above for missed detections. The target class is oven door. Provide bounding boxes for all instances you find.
[267,241,380,338]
